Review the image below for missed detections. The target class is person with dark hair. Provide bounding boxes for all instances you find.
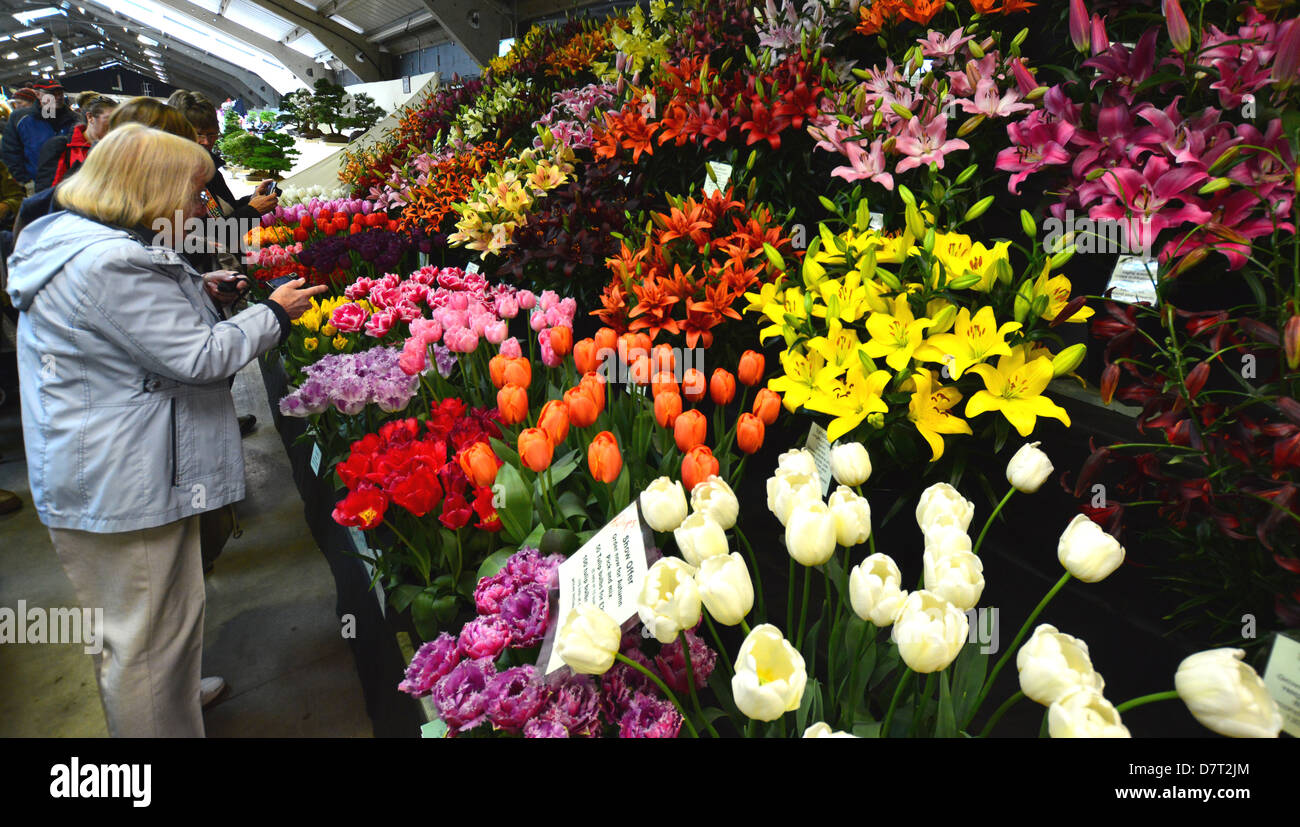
[167,90,278,221]
[0,81,77,186]
[34,95,115,191]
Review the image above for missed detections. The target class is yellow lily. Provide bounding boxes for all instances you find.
[965,346,1072,436]
[1032,264,1093,323]
[907,369,973,462]
[768,349,828,413]
[934,232,1013,292]
[807,327,864,382]
[914,306,1022,380]
[804,363,892,442]
[863,294,934,372]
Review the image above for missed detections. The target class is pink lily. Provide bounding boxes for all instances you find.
[1083,28,1158,103]
[1092,155,1212,251]
[960,77,1034,119]
[1165,189,1291,270]
[996,112,1075,194]
[917,28,972,60]
[893,115,968,173]
[831,137,894,189]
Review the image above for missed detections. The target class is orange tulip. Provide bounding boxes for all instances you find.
[682,368,707,402]
[518,427,554,472]
[753,387,781,425]
[497,384,529,425]
[549,325,573,357]
[618,332,651,364]
[738,350,765,386]
[537,399,571,446]
[651,343,676,375]
[681,445,720,493]
[458,442,500,488]
[573,337,599,375]
[594,326,618,356]
[654,390,683,429]
[710,368,736,405]
[564,385,601,428]
[674,408,707,451]
[581,371,607,411]
[629,353,651,387]
[503,357,532,389]
[736,413,765,454]
[588,431,622,483]
[489,354,509,389]
[651,371,679,399]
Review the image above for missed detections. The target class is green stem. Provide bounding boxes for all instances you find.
[702,614,733,681]
[977,690,1025,738]
[1114,690,1180,715]
[882,668,913,738]
[383,519,429,586]
[734,525,766,622]
[966,571,1072,728]
[972,488,1015,557]
[615,652,698,738]
[739,618,752,636]
[796,564,811,651]
[679,630,720,738]
[786,554,796,636]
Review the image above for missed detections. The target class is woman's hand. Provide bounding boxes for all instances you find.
[267,278,328,320]
[203,270,249,306]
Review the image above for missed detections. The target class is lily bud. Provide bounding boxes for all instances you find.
[1175,648,1283,738]
[849,553,908,627]
[1197,176,1232,196]
[890,101,914,120]
[954,164,978,186]
[1019,209,1036,239]
[1017,624,1106,706]
[963,195,995,222]
[1049,244,1076,269]
[1163,0,1192,53]
[1099,362,1120,405]
[1090,13,1110,54]
[1068,0,1090,53]
[905,203,927,239]
[1006,441,1054,493]
[1284,315,1300,370]
[1051,343,1086,377]
[1057,514,1125,582]
[1275,19,1300,89]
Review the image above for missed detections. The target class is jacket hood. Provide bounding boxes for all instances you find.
[6,211,136,311]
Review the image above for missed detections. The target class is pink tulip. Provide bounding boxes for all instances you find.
[484,320,508,345]
[499,337,522,359]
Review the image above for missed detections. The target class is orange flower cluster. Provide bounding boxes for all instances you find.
[594,188,797,349]
[544,21,614,78]
[856,0,1034,35]
[398,142,505,234]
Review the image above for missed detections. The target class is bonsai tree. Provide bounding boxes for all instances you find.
[278,88,318,136]
[341,92,386,135]
[244,131,300,179]
[218,130,256,169]
[309,78,349,141]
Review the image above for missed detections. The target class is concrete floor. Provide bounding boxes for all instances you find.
[0,360,372,738]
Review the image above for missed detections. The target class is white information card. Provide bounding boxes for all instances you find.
[805,423,833,496]
[1263,631,1300,738]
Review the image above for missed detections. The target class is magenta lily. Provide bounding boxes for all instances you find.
[1092,155,1212,250]
[1083,29,1158,103]
[996,112,1075,194]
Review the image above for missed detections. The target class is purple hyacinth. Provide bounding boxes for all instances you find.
[431,657,495,736]
[498,582,550,648]
[484,665,549,734]
[398,632,461,698]
[618,692,683,738]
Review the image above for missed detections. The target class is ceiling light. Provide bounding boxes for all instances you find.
[137,34,157,46]
[4,52,15,60]
[11,8,62,25]
[13,29,44,39]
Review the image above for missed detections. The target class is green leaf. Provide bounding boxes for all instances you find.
[952,642,990,727]
[936,670,957,737]
[795,677,823,734]
[389,584,424,614]
[411,589,443,640]
[489,436,519,467]
[556,491,591,525]
[540,527,581,557]
[521,523,546,549]
[547,449,580,490]
[496,463,533,544]
[475,547,515,583]
[852,720,883,738]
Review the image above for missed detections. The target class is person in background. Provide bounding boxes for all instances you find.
[34,95,115,191]
[0,89,39,179]
[73,90,100,123]
[1,81,77,188]
[167,91,278,222]
[6,123,326,736]
[12,97,197,241]
[0,158,23,515]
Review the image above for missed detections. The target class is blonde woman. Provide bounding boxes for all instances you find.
[5,124,325,737]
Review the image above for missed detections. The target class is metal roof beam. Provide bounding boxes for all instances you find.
[148,0,326,86]
[241,0,390,82]
[418,0,511,67]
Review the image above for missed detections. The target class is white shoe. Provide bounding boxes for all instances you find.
[201,676,229,708]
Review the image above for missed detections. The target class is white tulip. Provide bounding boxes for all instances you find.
[777,447,819,479]
[803,722,859,738]
[1006,441,1054,494]
[1175,648,1283,738]
[828,486,872,547]
[922,523,972,559]
[637,557,702,644]
[690,476,739,529]
[915,482,975,532]
[785,500,838,567]
[640,476,689,533]
[830,441,872,486]
[891,590,969,673]
[849,553,908,627]
[1057,514,1125,583]
[922,549,985,611]
[731,624,806,721]
[766,469,822,526]
[673,511,729,568]
[556,604,621,675]
[1016,624,1105,706]
[695,552,754,626]
[1047,686,1131,738]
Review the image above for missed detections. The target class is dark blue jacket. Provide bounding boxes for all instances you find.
[2,106,76,182]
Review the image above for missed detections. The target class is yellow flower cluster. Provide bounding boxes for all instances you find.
[448,131,577,258]
[746,198,1089,460]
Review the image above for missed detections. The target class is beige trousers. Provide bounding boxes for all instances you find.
[48,514,206,737]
